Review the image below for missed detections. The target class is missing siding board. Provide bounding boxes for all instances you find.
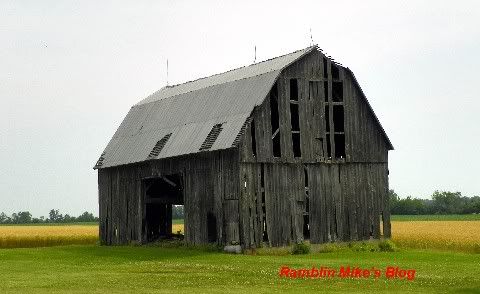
[272,134,281,157]
[324,81,329,102]
[331,64,340,79]
[325,105,330,132]
[260,163,268,242]
[333,105,344,132]
[290,79,298,101]
[323,57,328,78]
[199,124,223,151]
[292,133,301,157]
[326,133,332,158]
[250,119,257,157]
[332,81,343,102]
[147,133,172,159]
[207,212,217,243]
[270,83,281,158]
[290,104,300,131]
[334,134,346,158]
[260,163,265,188]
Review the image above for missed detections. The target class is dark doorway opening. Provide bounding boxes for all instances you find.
[143,173,184,242]
[207,212,217,243]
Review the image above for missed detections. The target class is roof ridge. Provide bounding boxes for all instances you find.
[138,45,317,105]
[162,45,316,90]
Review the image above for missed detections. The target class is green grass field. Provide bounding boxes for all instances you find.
[0,245,478,293]
[1,217,478,292]
[391,214,480,221]
[172,219,184,225]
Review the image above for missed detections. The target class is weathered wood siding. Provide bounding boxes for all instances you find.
[98,150,239,246]
[239,50,389,164]
[236,50,391,247]
[237,162,390,247]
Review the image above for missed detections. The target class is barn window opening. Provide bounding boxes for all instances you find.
[207,212,217,243]
[270,83,281,158]
[290,93,301,158]
[323,57,328,78]
[292,133,301,157]
[290,79,298,101]
[143,173,184,243]
[332,81,343,102]
[334,134,346,159]
[200,123,223,151]
[303,166,310,239]
[331,64,340,79]
[269,83,280,131]
[333,105,344,132]
[324,81,329,102]
[290,104,300,131]
[250,119,257,157]
[147,133,172,159]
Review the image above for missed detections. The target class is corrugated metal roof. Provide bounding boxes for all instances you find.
[95,46,316,169]
[137,47,314,105]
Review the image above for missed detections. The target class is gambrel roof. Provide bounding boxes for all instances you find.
[94,47,315,169]
[94,46,392,169]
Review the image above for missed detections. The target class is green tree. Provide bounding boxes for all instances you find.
[49,209,63,222]
[76,211,95,222]
[431,191,462,214]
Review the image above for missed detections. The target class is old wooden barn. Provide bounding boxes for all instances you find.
[94,46,393,249]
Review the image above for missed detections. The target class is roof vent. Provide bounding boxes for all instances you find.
[147,133,172,159]
[94,152,106,169]
[200,123,223,151]
[231,117,252,147]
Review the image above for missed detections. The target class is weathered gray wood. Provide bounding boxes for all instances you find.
[97,49,392,249]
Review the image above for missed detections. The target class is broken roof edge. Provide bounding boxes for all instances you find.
[136,45,318,106]
[93,147,238,170]
[345,68,394,150]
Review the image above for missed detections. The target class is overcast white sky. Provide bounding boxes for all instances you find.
[1,1,479,217]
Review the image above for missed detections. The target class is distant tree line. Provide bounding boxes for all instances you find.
[389,190,480,215]
[0,209,98,224]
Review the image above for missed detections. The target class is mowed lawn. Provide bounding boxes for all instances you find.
[0,245,478,293]
[0,217,479,293]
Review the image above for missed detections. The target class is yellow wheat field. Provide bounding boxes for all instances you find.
[0,225,98,248]
[1,221,479,252]
[172,224,183,234]
[391,221,480,253]
[0,224,185,248]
